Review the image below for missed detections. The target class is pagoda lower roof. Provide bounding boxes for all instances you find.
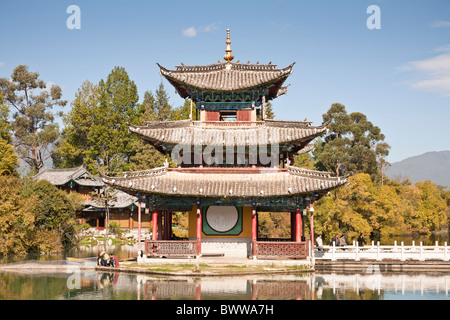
[129,119,328,151]
[157,62,295,100]
[101,166,347,198]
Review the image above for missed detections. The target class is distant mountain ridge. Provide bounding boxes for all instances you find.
[386,151,450,187]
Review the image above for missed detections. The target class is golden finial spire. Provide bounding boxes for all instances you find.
[223,29,234,63]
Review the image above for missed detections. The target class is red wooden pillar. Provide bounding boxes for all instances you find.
[138,199,142,250]
[196,206,202,256]
[152,207,158,241]
[295,208,302,242]
[252,206,257,258]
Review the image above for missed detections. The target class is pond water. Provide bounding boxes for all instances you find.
[0,245,449,301]
[0,269,448,300]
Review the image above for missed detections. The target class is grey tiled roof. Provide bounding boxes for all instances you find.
[128,120,328,149]
[84,190,138,210]
[157,61,295,99]
[102,166,347,198]
[33,166,103,187]
[34,167,138,210]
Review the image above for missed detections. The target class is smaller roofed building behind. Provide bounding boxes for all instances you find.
[34,167,146,231]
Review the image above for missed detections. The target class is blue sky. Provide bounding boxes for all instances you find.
[0,0,449,163]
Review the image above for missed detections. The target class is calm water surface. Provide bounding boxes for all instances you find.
[0,245,449,300]
[1,268,449,300]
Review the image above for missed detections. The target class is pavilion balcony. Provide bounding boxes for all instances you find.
[191,120,265,127]
[144,238,310,259]
[253,240,309,259]
[145,239,199,258]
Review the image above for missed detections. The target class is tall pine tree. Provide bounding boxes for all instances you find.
[0,65,67,173]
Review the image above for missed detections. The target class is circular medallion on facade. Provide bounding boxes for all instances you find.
[206,206,239,233]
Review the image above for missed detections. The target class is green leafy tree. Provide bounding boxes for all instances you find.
[315,174,374,242]
[314,173,449,243]
[258,212,291,238]
[155,82,172,121]
[139,90,157,122]
[53,80,99,168]
[0,94,13,143]
[293,152,315,170]
[257,102,274,120]
[55,67,139,175]
[170,98,198,121]
[0,175,37,255]
[414,181,447,233]
[0,175,82,256]
[376,142,391,185]
[0,94,19,175]
[84,66,139,175]
[0,139,19,176]
[28,180,79,248]
[314,103,389,179]
[130,90,195,171]
[0,65,67,173]
[313,103,352,176]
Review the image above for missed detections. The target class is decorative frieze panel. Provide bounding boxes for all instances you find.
[145,240,198,257]
[255,241,309,258]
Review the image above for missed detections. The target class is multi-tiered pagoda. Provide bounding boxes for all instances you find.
[102,30,347,259]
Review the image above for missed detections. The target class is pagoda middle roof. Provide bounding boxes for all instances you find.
[128,119,328,151]
[157,61,295,99]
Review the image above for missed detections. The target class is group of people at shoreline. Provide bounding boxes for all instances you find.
[315,233,367,251]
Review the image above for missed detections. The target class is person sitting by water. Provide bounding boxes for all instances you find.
[98,251,111,266]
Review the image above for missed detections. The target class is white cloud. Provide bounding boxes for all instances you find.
[182,22,221,37]
[400,48,450,96]
[199,22,220,33]
[182,27,197,37]
[434,44,450,52]
[0,62,5,68]
[430,20,450,28]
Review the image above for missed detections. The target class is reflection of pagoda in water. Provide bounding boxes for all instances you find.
[102,29,347,259]
[137,275,311,300]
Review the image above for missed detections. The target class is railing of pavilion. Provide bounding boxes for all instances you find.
[253,240,309,259]
[191,121,265,127]
[314,241,450,261]
[145,239,198,258]
[144,238,310,259]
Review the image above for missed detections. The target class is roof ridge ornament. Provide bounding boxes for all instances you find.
[223,29,234,63]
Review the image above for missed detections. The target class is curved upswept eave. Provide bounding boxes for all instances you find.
[157,62,295,96]
[101,166,348,198]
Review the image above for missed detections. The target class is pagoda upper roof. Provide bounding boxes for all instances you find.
[157,29,295,101]
[157,61,294,100]
[101,166,347,199]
